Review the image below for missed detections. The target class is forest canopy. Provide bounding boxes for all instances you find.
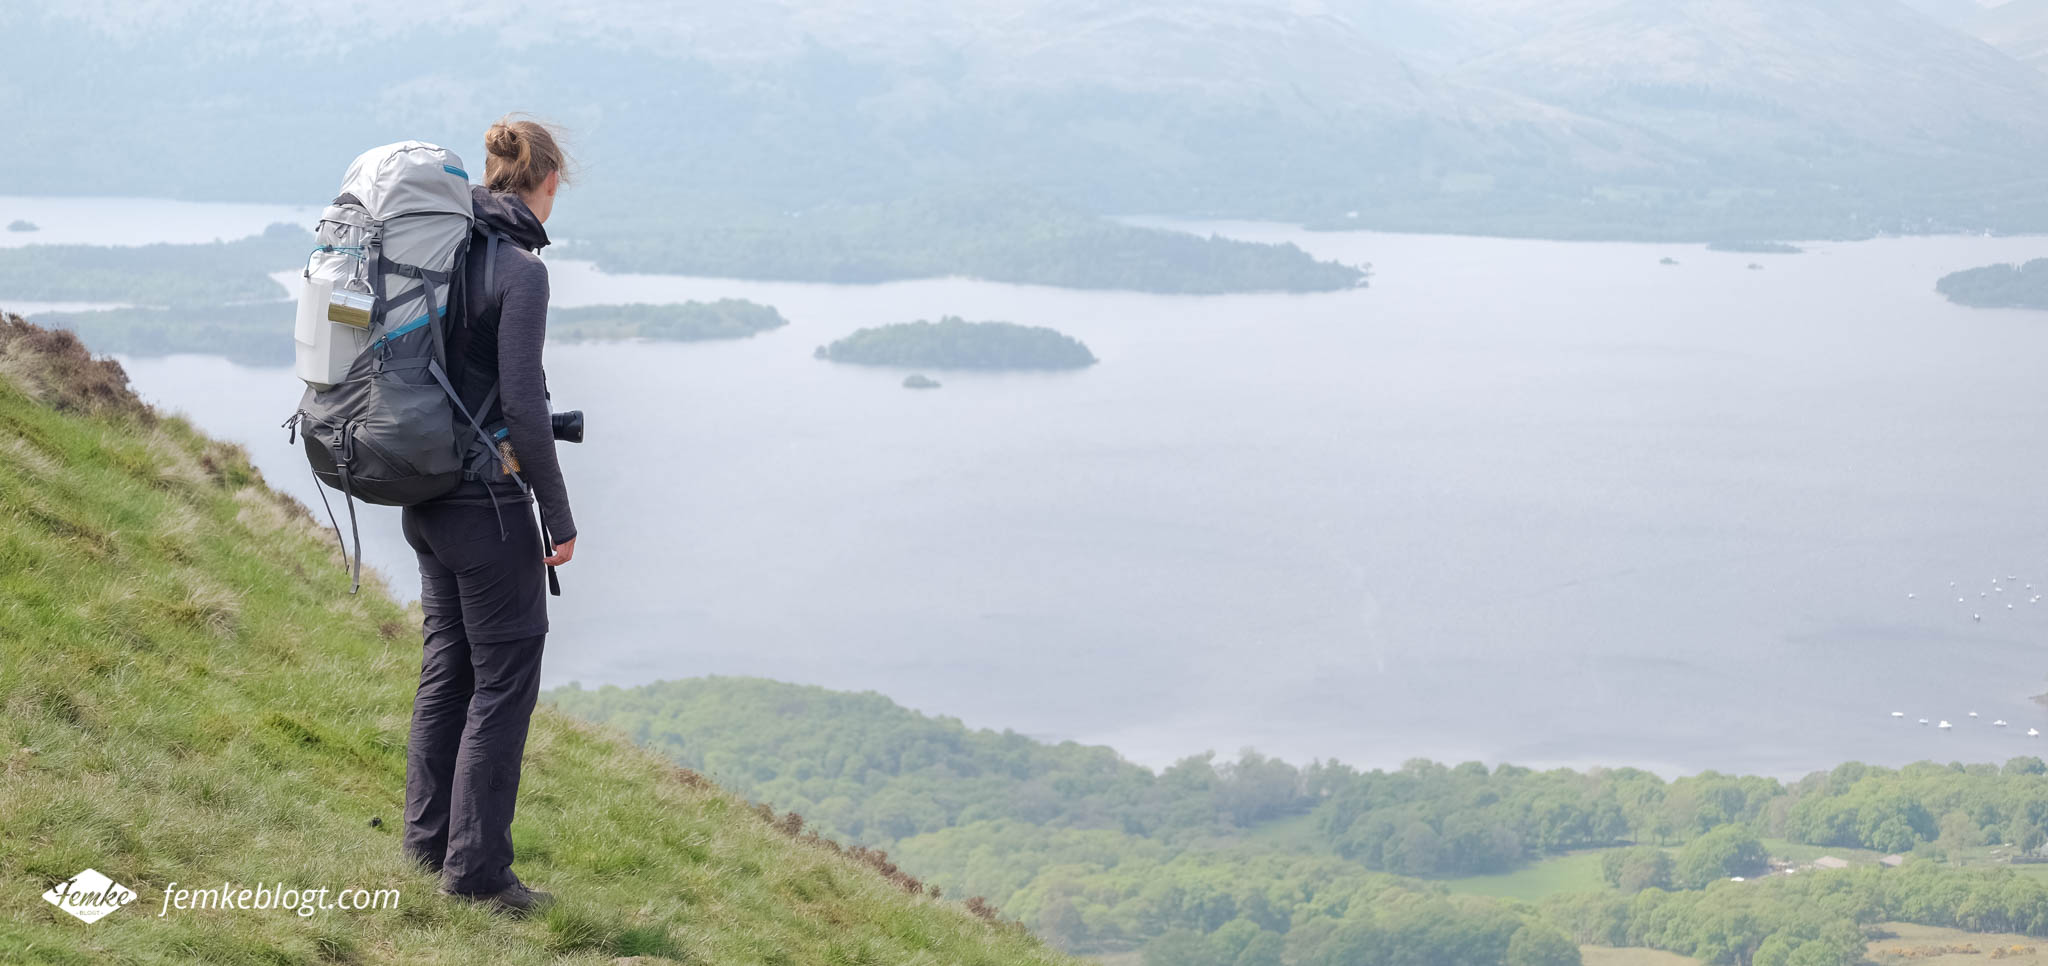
[546,677,2048,963]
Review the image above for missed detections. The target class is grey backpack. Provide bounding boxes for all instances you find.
[285,140,514,592]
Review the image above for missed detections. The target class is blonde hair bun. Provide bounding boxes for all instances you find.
[483,115,569,195]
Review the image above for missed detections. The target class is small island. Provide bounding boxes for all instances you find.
[1936,258,2048,309]
[1660,257,1680,266]
[548,299,788,342]
[814,317,1097,370]
[6,220,38,233]
[1707,241,1803,254]
[902,373,942,390]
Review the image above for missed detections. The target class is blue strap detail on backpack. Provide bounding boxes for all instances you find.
[370,305,449,350]
[443,164,468,179]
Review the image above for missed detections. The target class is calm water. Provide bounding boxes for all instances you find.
[13,196,2048,778]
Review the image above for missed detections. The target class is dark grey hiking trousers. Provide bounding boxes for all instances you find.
[400,498,548,896]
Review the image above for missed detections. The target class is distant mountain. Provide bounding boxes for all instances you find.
[1899,0,1995,26]
[1459,0,2048,152]
[8,0,2048,239]
[1972,0,2048,68]
[1447,0,2048,232]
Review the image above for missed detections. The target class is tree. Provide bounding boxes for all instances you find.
[1752,934,1796,966]
[1144,929,1222,966]
[1232,930,1285,966]
[1385,820,1444,876]
[1038,896,1087,951]
[1675,826,1768,888]
[1214,751,1306,827]
[1603,846,1676,893]
[1506,923,1583,966]
[1936,809,1982,865]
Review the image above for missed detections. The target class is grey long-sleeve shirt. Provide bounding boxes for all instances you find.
[433,187,576,544]
[488,249,575,543]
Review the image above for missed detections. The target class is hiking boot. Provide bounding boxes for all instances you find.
[447,880,554,917]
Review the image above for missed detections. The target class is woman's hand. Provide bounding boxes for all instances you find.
[544,537,576,567]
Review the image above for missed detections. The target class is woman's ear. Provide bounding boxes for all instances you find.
[546,170,560,198]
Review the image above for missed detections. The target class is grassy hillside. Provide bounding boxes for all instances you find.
[0,311,1072,966]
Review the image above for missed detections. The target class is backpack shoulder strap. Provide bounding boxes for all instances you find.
[482,230,502,301]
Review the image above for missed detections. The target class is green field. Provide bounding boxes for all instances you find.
[1869,923,2048,966]
[1443,850,1614,902]
[1578,924,2048,966]
[1580,946,1704,966]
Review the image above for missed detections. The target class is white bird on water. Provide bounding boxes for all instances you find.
[1892,711,1906,718]
[1940,720,1954,730]
[1995,720,2008,727]
[1974,614,1983,622]
[1919,718,1930,725]
[1970,711,1980,718]
[2030,728,2041,738]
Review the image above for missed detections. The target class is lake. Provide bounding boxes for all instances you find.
[9,193,2048,778]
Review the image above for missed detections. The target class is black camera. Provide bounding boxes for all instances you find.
[551,410,584,444]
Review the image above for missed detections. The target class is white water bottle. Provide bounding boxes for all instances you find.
[293,277,373,390]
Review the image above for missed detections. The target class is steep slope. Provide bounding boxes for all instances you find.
[1456,0,2048,167]
[1323,0,1619,66]
[0,312,1071,965]
[950,0,1678,210]
[1972,0,2048,69]
[1897,0,1994,27]
[1445,0,2048,231]
[544,677,1170,848]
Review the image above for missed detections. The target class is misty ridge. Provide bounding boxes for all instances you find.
[13,0,2048,260]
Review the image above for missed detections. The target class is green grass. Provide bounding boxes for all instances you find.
[1579,947,1703,966]
[1869,923,2048,966]
[1442,850,1613,902]
[0,314,1073,965]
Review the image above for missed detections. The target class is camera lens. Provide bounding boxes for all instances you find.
[551,410,584,444]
